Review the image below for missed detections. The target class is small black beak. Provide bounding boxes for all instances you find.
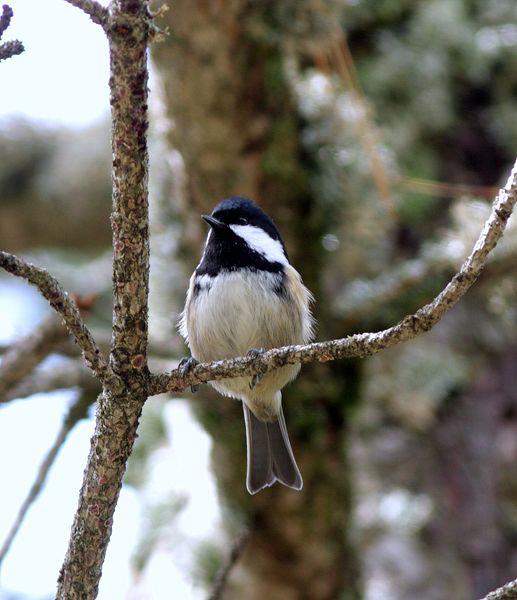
[202,215,228,231]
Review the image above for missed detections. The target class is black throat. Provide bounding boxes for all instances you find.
[196,227,285,277]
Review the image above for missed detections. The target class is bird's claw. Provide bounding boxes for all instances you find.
[178,356,200,393]
[247,348,265,389]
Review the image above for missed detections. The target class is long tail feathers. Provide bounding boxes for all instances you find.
[243,403,303,495]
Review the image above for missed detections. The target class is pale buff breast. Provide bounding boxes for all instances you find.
[180,266,314,418]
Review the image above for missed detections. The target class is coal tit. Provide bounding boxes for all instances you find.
[179,196,314,494]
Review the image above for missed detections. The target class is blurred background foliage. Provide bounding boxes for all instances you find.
[1,0,516,598]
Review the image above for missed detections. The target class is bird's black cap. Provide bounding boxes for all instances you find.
[196,196,288,277]
[210,196,284,245]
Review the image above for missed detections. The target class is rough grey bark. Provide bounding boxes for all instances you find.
[55,0,151,597]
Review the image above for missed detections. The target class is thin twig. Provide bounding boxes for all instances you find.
[480,578,517,600]
[329,37,396,218]
[0,252,118,391]
[0,4,13,37]
[0,38,22,60]
[2,359,100,404]
[401,176,498,200]
[0,4,23,61]
[149,158,517,396]
[0,391,93,566]
[0,314,69,402]
[208,531,251,600]
[335,236,517,325]
[63,0,109,28]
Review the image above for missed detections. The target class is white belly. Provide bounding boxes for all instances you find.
[181,269,309,418]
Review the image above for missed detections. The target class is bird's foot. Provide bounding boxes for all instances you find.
[247,348,265,389]
[178,356,200,393]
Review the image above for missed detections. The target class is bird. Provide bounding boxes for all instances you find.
[179,196,314,494]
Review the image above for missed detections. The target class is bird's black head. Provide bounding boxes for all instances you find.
[209,197,283,242]
[196,196,288,277]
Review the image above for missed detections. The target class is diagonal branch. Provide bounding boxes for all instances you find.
[0,390,93,566]
[2,359,100,404]
[63,0,109,28]
[208,530,250,600]
[0,251,119,390]
[480,578,517,600]
[149,158,517,397]
[0,314,69,403]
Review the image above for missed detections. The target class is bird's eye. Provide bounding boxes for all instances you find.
[237,217,248,225]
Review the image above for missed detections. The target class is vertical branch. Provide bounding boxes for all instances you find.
[56,1,151,598]
[109,0,150,379]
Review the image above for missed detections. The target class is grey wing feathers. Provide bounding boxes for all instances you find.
[243,403,303,494]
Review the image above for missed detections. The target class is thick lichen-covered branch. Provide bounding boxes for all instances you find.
[63,0,108,28]
[56,1,151,597]
[0,251,117,389]
[149,158,517,397]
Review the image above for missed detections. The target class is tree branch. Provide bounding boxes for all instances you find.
[0,314,69,403]
[56,0,151,596]
[0,391,93,566]
[0,38,22,60]
[0,3,13,36]
[63,0,109,28]
[0,251,118,391]
[149,158,517,396]
[2,359,99,404]
[481,578,517,600]
[0,4,23,61]
[208,530,250,600]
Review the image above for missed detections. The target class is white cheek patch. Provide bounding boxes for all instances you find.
[230,224,288,265]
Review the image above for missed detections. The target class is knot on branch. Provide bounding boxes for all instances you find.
[401,312,433,333]
[496,206,512,222]
[106,1,153,43]
[131,354,145,369]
